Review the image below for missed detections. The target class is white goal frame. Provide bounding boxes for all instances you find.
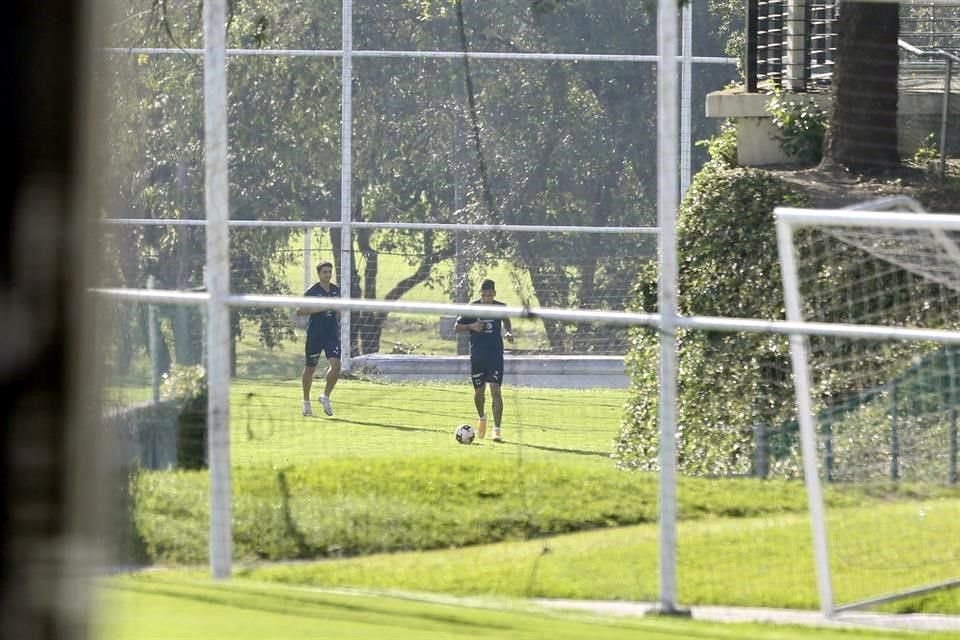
[775,197,960,615]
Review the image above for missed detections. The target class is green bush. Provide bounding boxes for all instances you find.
[616,161,960,479]
[766,89,826,164]
[161,365,207,470]
[615,163,810,476]
[696,118,738,168]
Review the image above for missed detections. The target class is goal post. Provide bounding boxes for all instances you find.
[775,201,960,615]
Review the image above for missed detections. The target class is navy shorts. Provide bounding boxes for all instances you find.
[470,354,504,388]
[305,332,341,367]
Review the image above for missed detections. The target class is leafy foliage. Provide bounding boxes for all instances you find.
[695,117,738,168]
[766,89,827,164]
[102,0,735,359]
[160,364,207,402]
[617,160,960,478]
[615,163,810,476]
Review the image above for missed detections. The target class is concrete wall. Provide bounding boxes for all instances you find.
[705,88,955,166]
[351,354,629,389]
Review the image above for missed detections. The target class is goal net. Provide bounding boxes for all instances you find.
[776,202,960,613]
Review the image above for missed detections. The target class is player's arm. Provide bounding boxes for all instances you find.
[454,316,481,333]
[503,318,514,343]
[296,288,315,316]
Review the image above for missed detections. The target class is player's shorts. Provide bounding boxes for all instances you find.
[305,332,341,367]
[470,354,504,388]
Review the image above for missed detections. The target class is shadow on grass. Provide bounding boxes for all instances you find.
[106,580,509,631]
[508,441,612,459]
[335,418,442,434]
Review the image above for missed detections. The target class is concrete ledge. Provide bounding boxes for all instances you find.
[706,86,958,166]
[350,354,628,389]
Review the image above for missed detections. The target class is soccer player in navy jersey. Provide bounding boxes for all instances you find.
[454,279,514,441]
[296,262,341,417]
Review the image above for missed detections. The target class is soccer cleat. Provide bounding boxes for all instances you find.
[476,417,487,439]
[492,427,502,442]
[302,401,313,417]
[319,395,334,416]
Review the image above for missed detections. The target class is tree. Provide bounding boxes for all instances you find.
[822,1,900,170]
[616,162,810,476]
[107,0,732,358]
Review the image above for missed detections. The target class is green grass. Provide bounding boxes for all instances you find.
[224,498,960,612]
[226,377,627,465]
[95,573,958,640]
[115,376,960,617]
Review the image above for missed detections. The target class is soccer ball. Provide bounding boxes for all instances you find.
[455,423,475,445]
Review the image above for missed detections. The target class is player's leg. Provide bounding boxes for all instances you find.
[302,333,323,416]
[302,363,318,416]
[320,356,341,416]
[324,357,341,396]
[318,336,342,416]
[471,362,487,438]
[302,365,317,400]
[490,382,503,441]
[489,362,505,441]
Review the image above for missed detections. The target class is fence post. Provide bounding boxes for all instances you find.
[823,420,833,483]
[785,0,808,91]
[148,275,160,405]
[747,0,759,92]
[939,57,952,180]
[950,348,959,485]
[890,385,900,481]
[950,407,958,485]
[753,423,769,478]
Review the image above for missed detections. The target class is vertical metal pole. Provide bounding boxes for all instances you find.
[939,58,952,180]
[147,275,160,405]
[203,0,232,579]
[776,216,834,615]
[453,114,470,356]
[680,2,692,196]
[949,348,958,485]
[339,0,354,370]
[890,386,900,481]
[754,423,768,478]
[823,421,833,483]
[950,408,958,485]
[657,0,683,615]
[746,0,759,92]
[303,228,313,292]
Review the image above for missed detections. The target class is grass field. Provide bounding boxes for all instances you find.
[96,573,960,640]
[107,373,960,628]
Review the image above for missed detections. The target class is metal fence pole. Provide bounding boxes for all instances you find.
[940,57,952,179]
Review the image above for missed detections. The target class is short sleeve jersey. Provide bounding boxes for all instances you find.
[456,300,506,357]
[303,282,340,336]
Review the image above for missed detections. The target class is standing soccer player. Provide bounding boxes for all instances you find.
[296,261,341,417]
[455,279,514,441]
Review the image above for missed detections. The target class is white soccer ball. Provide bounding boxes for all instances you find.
[455,423,475,445]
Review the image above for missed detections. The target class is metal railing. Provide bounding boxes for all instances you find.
[899,38,960,177]
[747,1,960,92]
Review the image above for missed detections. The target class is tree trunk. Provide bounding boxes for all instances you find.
[823,2,900,170]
